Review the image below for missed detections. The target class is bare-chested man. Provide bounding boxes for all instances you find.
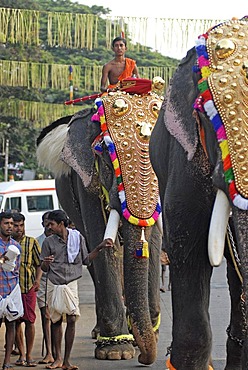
[100,36,139,92]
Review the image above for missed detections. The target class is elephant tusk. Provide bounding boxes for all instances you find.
[156,213,163,236]
[103,209,120,242]
[208,189,231,267]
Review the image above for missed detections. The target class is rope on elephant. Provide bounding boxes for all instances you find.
[126,313,161,332]
[95,334,134,347]
[153,313,161,332]
[227,224,243,284]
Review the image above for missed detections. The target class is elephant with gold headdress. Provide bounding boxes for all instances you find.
[150,17,248,370]
[36,81,164,364]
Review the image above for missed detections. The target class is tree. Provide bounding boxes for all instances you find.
[0,0,178,179]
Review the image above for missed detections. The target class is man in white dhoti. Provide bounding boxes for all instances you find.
[0,212,23,370]
[40,210,113,370]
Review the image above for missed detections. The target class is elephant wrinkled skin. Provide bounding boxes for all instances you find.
[36,103,162,364]
[150,17,248,370]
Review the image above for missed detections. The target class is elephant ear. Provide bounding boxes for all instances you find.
[162,47,199,160]
[36,115,73,178]
[61,108,101,188]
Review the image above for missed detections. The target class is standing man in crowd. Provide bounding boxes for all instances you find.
[40,210,113,370]
[12,213,42,367]
[100,36,139,93]
[0,212,23,370]
[36,212,54,365]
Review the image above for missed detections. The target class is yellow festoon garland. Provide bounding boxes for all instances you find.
[0,7,224,54]
[0,60,176,91]
[0,99,80,128]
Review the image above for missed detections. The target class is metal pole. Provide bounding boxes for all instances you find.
[4,138,9,182]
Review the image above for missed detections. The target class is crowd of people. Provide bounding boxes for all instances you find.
[0,210,113,370]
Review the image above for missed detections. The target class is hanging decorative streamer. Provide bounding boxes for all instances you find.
[119,17,125,38]
[0,59,176,91]
[0,8,40,44]
[0,99,80,128]
[47,11,97,49]
[106,16,224,57]
[68,65,73,101]
[0,7,224,56]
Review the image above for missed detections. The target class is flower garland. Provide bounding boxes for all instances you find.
[193,33,248,211]
[91,97,161,226]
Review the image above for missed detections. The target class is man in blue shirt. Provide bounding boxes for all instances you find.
[0,212,23,370]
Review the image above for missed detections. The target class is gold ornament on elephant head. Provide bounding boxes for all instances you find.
[112,98,129,116]
[102,91,163,222]
[206,18,248,199]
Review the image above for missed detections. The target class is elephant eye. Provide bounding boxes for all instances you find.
[112,98,129,116]
[215,39,236,59]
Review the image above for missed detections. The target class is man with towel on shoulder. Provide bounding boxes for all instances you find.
[40,210,113,370]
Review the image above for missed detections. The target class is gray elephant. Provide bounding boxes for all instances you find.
[150,17,248,369]
[36,90,164,364]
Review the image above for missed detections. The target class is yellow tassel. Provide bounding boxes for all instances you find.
[135,227,149,258]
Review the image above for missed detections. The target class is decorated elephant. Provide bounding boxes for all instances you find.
[150,17,248,369]
[36,83,165,364]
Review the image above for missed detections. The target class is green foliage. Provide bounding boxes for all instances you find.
[0,119,42,180]
[0,0,179,178]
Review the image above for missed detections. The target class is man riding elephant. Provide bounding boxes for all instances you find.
[100,36,140,93]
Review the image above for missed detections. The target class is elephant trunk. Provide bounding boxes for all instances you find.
[132,320,157,365]
[122,220,157,365]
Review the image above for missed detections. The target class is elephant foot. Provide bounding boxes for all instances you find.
[91,325,100,339]
[95,343,135,360]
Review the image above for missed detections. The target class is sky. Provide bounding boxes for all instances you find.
[80,0,247,20]
[73,1,247,58]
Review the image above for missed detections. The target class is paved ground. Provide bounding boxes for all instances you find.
[0,260,230,369]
